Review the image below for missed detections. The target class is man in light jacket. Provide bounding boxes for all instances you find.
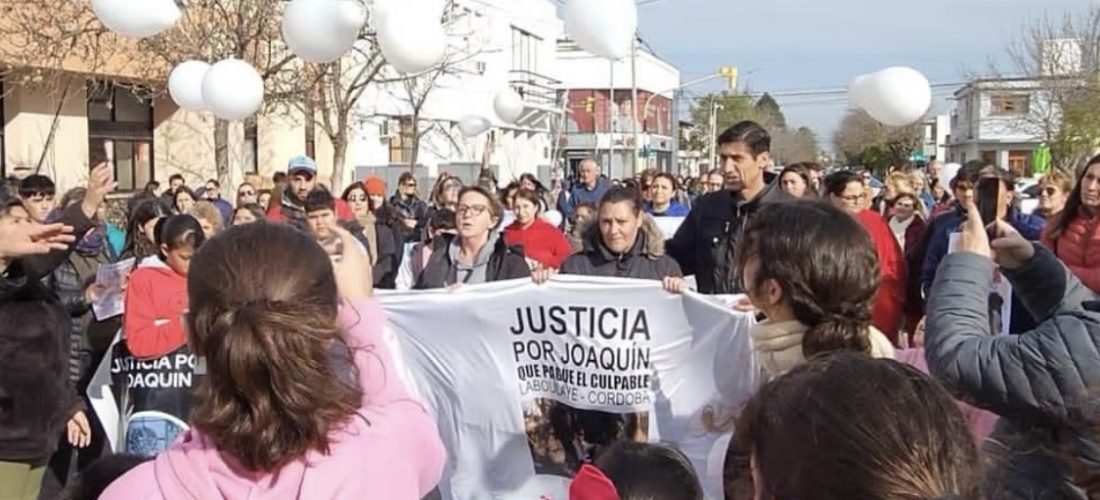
[926,202,1100,499]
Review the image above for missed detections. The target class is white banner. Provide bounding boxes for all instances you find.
[379,276,757,499]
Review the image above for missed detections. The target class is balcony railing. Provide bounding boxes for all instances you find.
[509,69,561,109]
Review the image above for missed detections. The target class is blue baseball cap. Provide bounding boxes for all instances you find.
[287,155,317,176]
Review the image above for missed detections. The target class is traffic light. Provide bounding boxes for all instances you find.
[719,66,738,90]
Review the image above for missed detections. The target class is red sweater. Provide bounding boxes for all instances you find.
[503,218,574,269]
[857,210,907,346]
[124,261,189,359]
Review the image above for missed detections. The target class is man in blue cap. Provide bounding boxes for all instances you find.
[266,155,352,230]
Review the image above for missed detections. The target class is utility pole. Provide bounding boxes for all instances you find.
[708,99,719,171]
[608,60,615,177]
[630,36,640,176]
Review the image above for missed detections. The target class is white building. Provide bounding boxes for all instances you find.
[556,40,680,179]
[350,0,565,189]
[946,77,1053,173]
[920,114,949,162]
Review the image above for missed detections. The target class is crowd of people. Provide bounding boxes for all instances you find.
[0,118,1098,499]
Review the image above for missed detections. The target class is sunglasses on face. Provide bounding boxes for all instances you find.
[402,182,417,188]
[348,195,367,202]
[1041,187,1058,196]
[239,190,255,197]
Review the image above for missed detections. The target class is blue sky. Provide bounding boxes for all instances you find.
[635,0,1088,150]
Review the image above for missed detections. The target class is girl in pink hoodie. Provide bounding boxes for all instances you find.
[101,222,445,499]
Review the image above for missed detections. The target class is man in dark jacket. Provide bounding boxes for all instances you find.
[266,155,352,231]
[666,121,788,294]
[926,203,1100,500]
[0,165,112,499]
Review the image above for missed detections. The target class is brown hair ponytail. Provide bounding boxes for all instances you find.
[186,223,361,472]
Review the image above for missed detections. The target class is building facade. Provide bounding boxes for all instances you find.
[556,40,679,179]
[349,0,565,190]
[920,114,949,162]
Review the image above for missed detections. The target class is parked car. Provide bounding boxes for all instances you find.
[1016,178,1039,214]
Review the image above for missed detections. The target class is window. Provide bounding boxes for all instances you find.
[990,94,1030,116]
[388,117,415,164]
[244,116,258,174]
[87,82,154,190]
[511,27,541,75]
[1008,150,1031,175]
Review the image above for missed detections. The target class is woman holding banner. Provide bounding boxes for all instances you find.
[556,186,684,293]
[101,223,445,499]
[415,186,530,288]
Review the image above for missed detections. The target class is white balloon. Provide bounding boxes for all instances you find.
[91,0,181,38]
[282,0,365,63]
[493,88,525,124]
[847,74,871,109]
[541,210,563,228]
[378,7,446,74]
[201,59,265,121]
[856,67,932,127]
[563,0,637,60]
[458,115,491,137]
[168,61,211,112]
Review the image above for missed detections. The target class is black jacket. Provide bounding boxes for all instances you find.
[665,180,788,294]
[413,233,530,289]
[390,194,429,241]
[343,219,400,290]
[926,247,1100,499]
[0,203,95,462]
[562,215,682,281]
[49,248,118,387]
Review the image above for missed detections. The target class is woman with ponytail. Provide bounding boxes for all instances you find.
[737,200,895,379]
[101,223,444,499]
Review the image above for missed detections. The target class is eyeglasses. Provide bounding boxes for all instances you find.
[1040,187,1058,196]
[838,193,867,203]
[238,190,255,197]
[456,204,489,216]
[348,195,367,202]
[402,182,417,188]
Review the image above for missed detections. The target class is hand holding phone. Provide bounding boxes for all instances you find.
[975,178,1004,239]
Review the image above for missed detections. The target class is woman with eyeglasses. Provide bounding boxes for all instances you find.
[390,172,428,238]
[826,171,907,347]
[414,186,530,289]
[1042,156,1100,294]
[1034,170,1073,220]
[236,183,258,207]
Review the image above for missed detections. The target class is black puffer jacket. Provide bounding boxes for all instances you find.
[665,180,788,294]
[0,203,95,462]
[926,247,1100,499]
[50,248,117,386]
[413,233,530,289]
[561,215,682,281]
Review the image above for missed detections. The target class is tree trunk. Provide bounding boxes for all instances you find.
[214,119,230,187]
[331,134,348,193]
[35,81,71,176]
[408,111,421,171]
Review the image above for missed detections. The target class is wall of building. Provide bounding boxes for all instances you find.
[3,76,90,191]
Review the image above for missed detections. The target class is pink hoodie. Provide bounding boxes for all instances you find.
[101,298,445,500]
[894,348,997,445]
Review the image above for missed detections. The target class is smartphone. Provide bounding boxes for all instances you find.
[975,177,1002,237]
